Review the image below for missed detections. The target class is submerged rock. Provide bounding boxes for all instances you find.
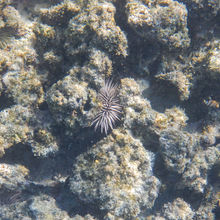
[0,105,59,158]
[126,0,190,50]
[160,128,220,193]
[65,1,128,57]
[161,198,194,220]
[0,163,29,191]
[68,129,160,218]
[0,193,90,220]
[0,0,219,219]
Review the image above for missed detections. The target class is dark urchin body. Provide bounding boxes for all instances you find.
[91,79,122,135]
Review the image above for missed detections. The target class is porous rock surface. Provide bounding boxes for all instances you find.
[0,0,219,219]
[69,129,160,218]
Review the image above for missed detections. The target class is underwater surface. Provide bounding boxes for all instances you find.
[0,0,220,219]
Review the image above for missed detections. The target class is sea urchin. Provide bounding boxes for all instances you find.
[91,79,122,135]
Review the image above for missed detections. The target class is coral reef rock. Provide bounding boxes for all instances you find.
[126,0,190,50]
[68,129,160,218]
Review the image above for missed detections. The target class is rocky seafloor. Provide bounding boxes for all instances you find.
[0,0,220,219]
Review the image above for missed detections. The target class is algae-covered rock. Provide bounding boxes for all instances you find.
[65,1,128,57]
[160,128,220,192]
[0,1,27,51]
[156,71,191,100]
[126,0,190,50]
[46,47,114,133]
[39,0,80,26]
[157,51,195,100]
[46,75,92,131]
[191,39,220,80]
[181,0,220,20]
[0,105,59,158]
[160,129,198,174]
[28,128,59,157]
[33,23,56,48]
[69,129,160,218]
[2,5,23,30]
[29,194,73,220]
[161,198,194,220]
[0,193,82,220]
[181,146,220,193]
[3,67,44,107]
[194,187,218,220]
[0,0,219,219]
[207,41,220,77]
[0,105,33,157]
[0,163,29,191]
[120,78,188,147]
[0,3,42,107]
